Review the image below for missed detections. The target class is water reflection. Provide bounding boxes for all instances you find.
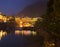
[15,30,36,36]
[0,30,7,40]
[0,30,36,40]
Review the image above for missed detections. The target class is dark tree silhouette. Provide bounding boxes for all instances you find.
[34,0,60,47]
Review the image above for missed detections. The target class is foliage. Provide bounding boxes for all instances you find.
[34,0,60,37]
[34,19,42,31]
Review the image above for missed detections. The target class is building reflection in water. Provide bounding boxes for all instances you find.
[15,30,37,36]
[0,30,37,40]
[0,30,7,40]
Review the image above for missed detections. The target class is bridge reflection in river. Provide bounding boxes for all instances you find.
[0,30,36,40]
[15,30,36,35]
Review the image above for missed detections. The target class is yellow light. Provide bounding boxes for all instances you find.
[0,30,7,40]
[20,21,23,27]
[2,32,7,36]
[49,43,55,46]
[22,30,24,35]
[23,30,31,35]
[3,16,7,22]
[32,18,38,21]
[31,31,36,35]
[0,31,3,40]
[0,15,3,19]
[15,30,21,35]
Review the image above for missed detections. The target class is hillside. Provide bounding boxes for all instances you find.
[17,1,47,17]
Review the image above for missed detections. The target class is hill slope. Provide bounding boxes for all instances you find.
[17,2,47,17]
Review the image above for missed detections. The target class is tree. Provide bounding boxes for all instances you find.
[34,0,60,47]
[42,0,60,37]
[41,0,60,47]
[34,19,42,31]
[34,0,60,36]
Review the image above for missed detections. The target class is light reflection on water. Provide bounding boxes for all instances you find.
[0,30,36,40]
[15,30,36,35]
[0,30,7,40]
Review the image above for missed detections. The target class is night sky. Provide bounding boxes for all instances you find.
[0,0,47,15]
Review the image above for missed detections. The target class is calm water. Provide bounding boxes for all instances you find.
[0,30,43,47]
[0,34,29,47]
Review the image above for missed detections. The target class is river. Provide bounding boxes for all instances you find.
[0,30,44,47]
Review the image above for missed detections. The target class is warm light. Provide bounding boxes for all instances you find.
[23,23,31,27]
[49,43,55,46]
[0,30,7,40]
[32,18,38,21]
[20,21,23,27]
[23,30,31,35]
[2,31,7,36]
[15,17,21,27]
[0,12,39,28]
[21,30,24,35]
[0,15,3,19]
[15,30,21,35]
[0,31,3,40]
[31,31,36,35]
[3,16,7,22]
[15,30,36,36]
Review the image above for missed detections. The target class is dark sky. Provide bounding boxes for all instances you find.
[0,0,47,15]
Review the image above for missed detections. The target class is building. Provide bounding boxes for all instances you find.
[0,12,42,28]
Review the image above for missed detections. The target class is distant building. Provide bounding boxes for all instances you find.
[0,12,42,27]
